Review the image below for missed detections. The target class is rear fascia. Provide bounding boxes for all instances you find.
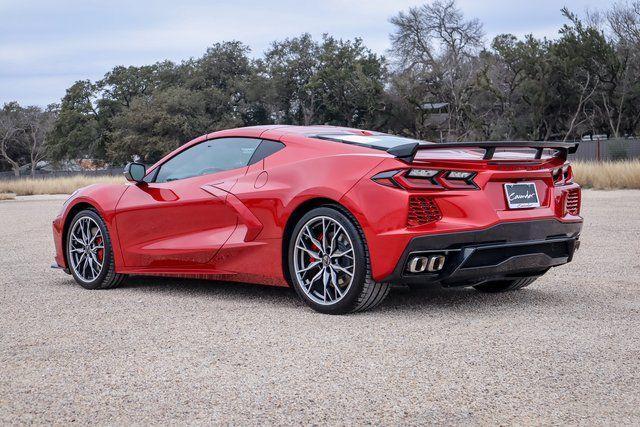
[340,156,582,282]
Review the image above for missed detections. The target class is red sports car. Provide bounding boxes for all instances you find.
[52,125,582,314]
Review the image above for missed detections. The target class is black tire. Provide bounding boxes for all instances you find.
[66,209,126,290]
[287,205,390,314]
[473,276,538,293]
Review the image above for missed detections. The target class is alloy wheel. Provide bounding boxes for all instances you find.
[293,216,356,305]
[68,216,105,283]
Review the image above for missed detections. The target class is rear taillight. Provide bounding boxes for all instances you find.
[371,170,402,188]
[564,188,581,216]
[553,164,573,185]
[372,169,477,190]
[407,169,439,178]
[407,196,442,227]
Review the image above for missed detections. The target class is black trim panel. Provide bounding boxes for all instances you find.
[381,219,582,286]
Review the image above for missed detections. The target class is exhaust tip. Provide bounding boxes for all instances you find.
[407,254,446,273]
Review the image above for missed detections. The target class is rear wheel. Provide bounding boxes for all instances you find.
[288,206,390,314]
[66,209,125,290]
[473,276,538,293]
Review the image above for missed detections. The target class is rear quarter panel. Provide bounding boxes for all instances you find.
[236,135,387,239]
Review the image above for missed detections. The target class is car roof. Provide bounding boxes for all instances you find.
[205,125,436,157]
[148,125,387,174]
[205,124,379,140]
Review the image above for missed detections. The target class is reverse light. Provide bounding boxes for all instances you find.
[407,169,439,178]
[446,171,474,180]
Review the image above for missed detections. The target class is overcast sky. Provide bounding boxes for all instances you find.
[0,0,606,107]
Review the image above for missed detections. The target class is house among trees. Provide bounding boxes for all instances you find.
[420,102,449,142]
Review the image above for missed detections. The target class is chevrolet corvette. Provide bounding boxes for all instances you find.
[52,125,582,314]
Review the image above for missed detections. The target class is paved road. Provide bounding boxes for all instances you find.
[1,191,639,424]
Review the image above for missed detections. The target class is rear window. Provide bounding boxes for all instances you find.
[316,133,561,161]
[413,147,559,161]
[315,133,427,150]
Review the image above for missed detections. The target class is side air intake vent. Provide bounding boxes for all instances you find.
[407,196,442,227]
[565,188,581,215]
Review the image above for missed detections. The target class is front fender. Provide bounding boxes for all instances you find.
[53,183,129,270]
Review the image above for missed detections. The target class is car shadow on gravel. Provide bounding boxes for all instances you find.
[379,284,566,313]
[112,276,567,313]
[120,275,300,299]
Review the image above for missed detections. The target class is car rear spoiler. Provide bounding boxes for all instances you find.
[387,141,580,162]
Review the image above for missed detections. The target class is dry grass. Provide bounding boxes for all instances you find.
[572,160,640,190]
[0,175,124,196]
[0,192,16,200]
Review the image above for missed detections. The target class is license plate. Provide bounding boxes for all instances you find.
[504,182,540,209]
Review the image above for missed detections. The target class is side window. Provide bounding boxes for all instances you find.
[154,137,261,183]
[248,140,285,165]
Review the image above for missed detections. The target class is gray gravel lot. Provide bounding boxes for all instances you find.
[1,190,639,425]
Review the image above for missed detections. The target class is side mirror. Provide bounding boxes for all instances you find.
[124,162,146,183]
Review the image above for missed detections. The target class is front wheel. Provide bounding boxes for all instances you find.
[287,206,390,314]
[66,209,126,290]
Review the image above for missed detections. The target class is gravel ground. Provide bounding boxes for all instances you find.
[1,190,639,425]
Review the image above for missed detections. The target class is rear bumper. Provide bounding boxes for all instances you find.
[380,219,582,285]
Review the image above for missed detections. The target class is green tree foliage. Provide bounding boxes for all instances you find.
[46,37,387,165]
[49,42,270,164]
[48,81,105,161]
[262,34,386,128]
[311,36,386,128]
[32,1,640,169]
[262,34,321,125]
[389,1,640,142]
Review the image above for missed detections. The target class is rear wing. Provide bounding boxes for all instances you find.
[387,141,580,162]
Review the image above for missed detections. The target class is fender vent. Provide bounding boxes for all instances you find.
[407,196,442,227]
[565,188,581,215]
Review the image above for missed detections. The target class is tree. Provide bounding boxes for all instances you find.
[22,105,57,177]
[47,81,106,162]
[0,102,57,177]
[107,87,209,163]
[608,1,640,44]
[389,0,484,140]
[37,0,640,169]
[602,1,640,136]
[469,34,554,140]
[263,34,321,124]
[310,35,386,128]
[0,102,26,177]
[263,34,387,128]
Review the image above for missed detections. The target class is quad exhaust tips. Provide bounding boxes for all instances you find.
[407,254,446,273]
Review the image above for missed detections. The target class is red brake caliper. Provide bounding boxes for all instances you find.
[95,236,104,262]
[309,233,323,263]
